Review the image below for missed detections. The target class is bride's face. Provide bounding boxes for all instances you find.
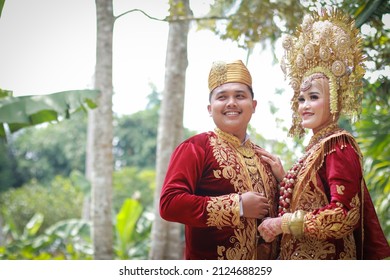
[297,77,332,133]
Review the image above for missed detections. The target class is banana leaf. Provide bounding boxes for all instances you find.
[115,198,143,259]
[0,89,99,138]
[0,0,4,18]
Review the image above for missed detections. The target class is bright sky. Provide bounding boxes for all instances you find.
[0,0,293,141]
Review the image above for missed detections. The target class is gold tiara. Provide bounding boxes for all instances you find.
[208,60,252,92]
[281,8,366,137]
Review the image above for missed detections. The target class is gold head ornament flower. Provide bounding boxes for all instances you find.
[281,8,366,137]
[208,60,252,93]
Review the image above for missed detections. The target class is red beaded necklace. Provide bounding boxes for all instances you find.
[277,123,340,216]
[278,153,309,216]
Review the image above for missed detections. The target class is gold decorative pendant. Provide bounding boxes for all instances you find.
[237,145,255,158]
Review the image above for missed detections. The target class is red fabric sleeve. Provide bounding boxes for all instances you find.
[325,144,361,214]
[304,144,361,238]
[316,143,390,259]
[159,140,212,227]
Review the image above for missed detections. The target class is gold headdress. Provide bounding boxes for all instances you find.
[281,8,366,137]
[208,60,252,92]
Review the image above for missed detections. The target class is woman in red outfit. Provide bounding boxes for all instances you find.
[257,8,390,260]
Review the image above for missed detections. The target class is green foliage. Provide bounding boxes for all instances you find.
[114,110,159,169]
[0,138,23,190]
[10,113,88,184]
[115,198,143,259]
[113,86,162,169]
[0,176,84,235]
[167,0,191,19]
[0,86,190,191]
[24,213,44,237]
[0,197,152,260]
[354,78,390,240]
[112,167,155,259]
[199,0,306,51]
[0,215,92,260]
[354,0,390,27]
[354,0,389,240]
[0,167,154,259]
[8,106,162,186]
[112,167,155,213]
[129,210,153,259]
[0,89,99,138]
[0,0,4,18]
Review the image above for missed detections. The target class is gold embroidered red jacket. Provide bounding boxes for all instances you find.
[160,129,279,260]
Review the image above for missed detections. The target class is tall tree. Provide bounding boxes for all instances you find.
[149,0,192,260]
[87,0,115,259]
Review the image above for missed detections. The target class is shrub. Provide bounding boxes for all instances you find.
[0,176,83,235]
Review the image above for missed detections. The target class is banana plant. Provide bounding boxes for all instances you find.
[1,198,152,259]
[0,212,92,260]
[0,0,4,18]
[115,198,143,259]
[0,88,99,139]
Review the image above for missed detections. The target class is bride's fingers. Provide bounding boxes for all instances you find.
[261,155,280,166]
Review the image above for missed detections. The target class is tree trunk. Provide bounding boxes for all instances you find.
[149,0,192,260]
[87,0,115,260]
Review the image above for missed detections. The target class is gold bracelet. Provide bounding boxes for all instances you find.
[281,213,292,234]
[289,210,306,238]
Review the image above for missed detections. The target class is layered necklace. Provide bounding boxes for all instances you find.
[278,123,340,216]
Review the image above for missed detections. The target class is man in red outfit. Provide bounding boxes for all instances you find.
[160,60,279,260]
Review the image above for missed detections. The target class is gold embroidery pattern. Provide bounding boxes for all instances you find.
[305,195,360,239]
[206,194,240,229]
[210,130,253,194]
[297,182,327,212]
[292,125,343,210]
[289,236,336,260]
[281,233,356,259]
[220,219,257,260]
[339,233,357,259]
[336,185,345,195]
[292,146,328,210]
[207,129,273,259]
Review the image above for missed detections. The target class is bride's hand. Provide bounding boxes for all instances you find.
[255,147,285,182]
[258,217,283,243]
